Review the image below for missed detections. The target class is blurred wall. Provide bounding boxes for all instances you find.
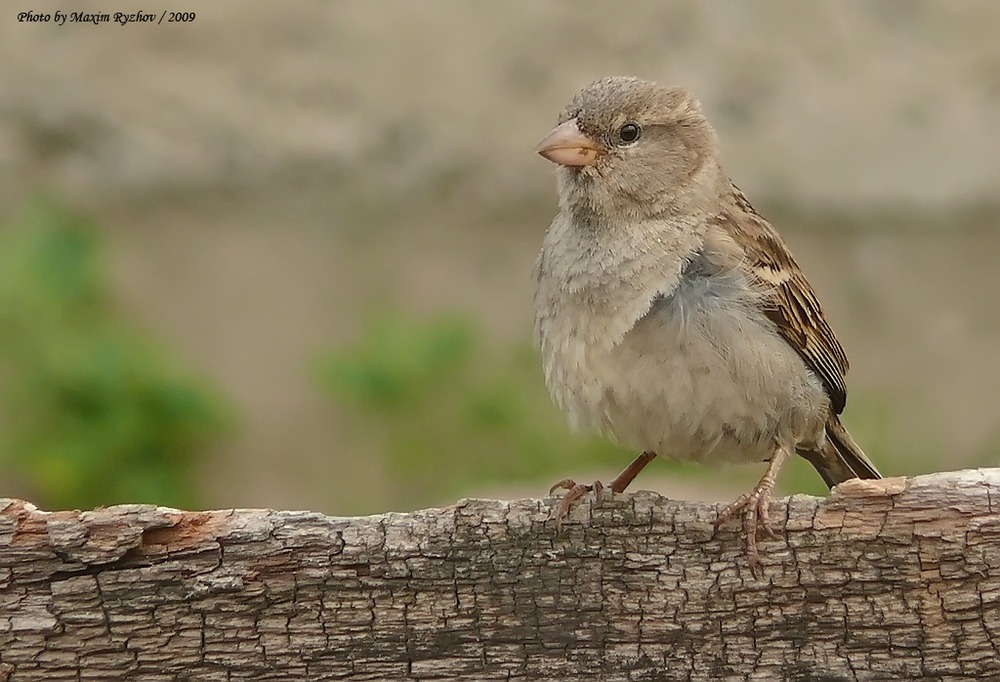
[2,1,999,208]
[1,1,998,513]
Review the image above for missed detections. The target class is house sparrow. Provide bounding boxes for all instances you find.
[533,76,881,572]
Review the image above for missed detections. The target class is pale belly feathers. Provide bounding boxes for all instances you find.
[538,266,830,465]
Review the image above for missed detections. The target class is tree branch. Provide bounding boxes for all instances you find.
[2,470,999,681]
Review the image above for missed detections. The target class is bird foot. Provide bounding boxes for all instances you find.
[715,480,778,577]
[548,478,605,527]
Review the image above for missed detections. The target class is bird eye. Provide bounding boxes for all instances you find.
[617,123,641,144]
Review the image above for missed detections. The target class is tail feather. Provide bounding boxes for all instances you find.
[798,415,882,489]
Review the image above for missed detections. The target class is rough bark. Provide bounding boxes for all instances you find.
[2,470,999,681]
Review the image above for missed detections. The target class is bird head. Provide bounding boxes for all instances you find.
[536,76,724,220]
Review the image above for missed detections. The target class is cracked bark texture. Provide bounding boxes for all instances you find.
[2,470,999,682]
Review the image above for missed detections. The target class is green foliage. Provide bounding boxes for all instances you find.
[315,311,627,510]
[0,199,231,509]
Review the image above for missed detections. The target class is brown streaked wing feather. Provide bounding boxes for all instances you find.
[721,184,849,413]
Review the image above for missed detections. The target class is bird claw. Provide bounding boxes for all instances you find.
[548,479,579,495]
[715,484,777,578]
[548,479,605,528]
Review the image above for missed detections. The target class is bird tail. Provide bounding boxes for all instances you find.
[798,415,882,489]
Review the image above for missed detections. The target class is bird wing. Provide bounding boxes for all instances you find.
[718,183,850,413]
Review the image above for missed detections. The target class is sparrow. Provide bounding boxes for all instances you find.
[532,76,881,573]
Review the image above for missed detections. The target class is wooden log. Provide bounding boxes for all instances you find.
[2,470,999,681]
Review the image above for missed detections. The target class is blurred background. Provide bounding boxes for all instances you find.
[1,1,998,515]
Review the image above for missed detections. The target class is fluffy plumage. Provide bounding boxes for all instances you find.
[533,76,880,572]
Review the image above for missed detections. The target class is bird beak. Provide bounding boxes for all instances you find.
[535,119,606,167]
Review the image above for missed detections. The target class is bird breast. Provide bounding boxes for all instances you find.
[536,239,829,465]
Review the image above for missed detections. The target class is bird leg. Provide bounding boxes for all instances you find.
[549,450,658,524]
[715,444,790,576]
